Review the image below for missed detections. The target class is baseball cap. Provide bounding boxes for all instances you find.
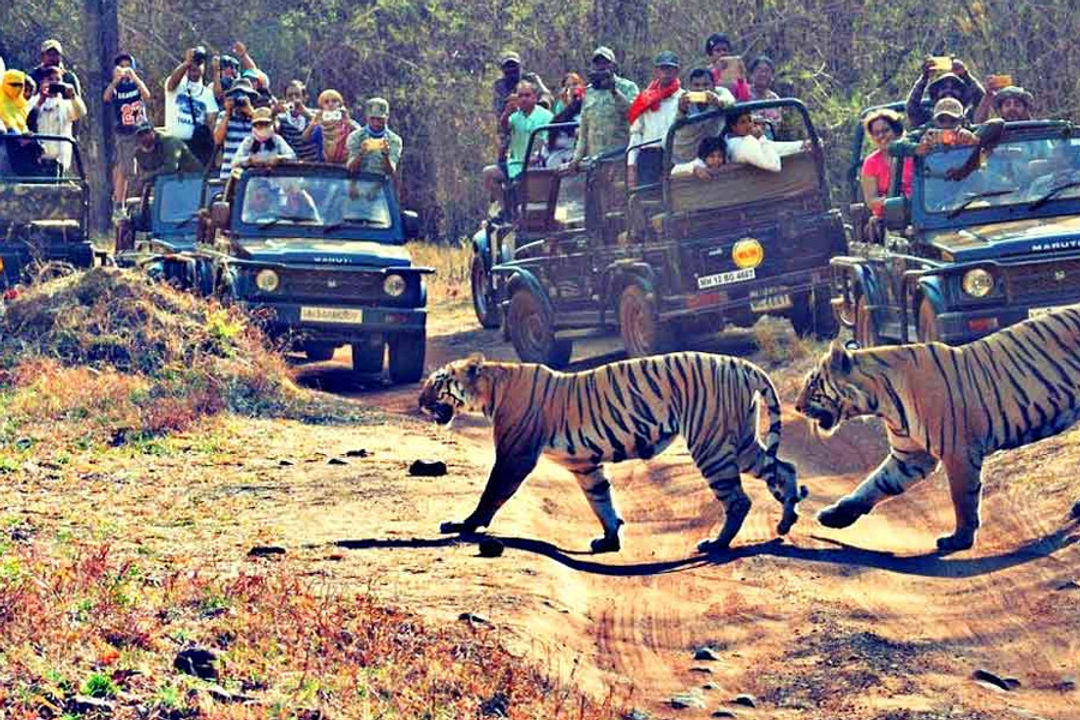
[932,97,964,121]
[592,46,616,64]
[114,53,135,69]
[654,50,680,68]
[365,97,390,119]
[135,121,155,135]
[499,50,521,67]
[41,39,63,54]
[251,107,273,125]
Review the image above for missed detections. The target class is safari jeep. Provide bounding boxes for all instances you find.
[197,162,429,383]
[0,134,92,288]
[834,119,1080,346]
[114,172,207,287]
[487,99,842,366]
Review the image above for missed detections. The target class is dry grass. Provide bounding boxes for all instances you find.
[407,240,472,308]
[0,537,626,719]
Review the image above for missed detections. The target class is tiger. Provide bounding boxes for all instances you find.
[795,306,1080,552]
[418,351,808,553]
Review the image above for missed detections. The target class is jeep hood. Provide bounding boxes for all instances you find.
[928,216,1080,262]
[232,238,411,268]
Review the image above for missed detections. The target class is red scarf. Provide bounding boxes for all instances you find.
[627,78,682,125]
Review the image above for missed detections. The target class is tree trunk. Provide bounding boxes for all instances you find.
[82,0,119,235]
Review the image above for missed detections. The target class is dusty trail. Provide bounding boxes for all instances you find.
[292,316,1080,719]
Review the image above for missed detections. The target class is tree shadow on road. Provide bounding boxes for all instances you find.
[331,520,1080,579]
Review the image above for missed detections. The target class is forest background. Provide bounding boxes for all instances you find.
[2,0,1078,239]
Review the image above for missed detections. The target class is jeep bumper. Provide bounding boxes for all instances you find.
[661,266,832,319]
[241,301,427,343]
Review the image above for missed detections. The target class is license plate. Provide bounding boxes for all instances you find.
[300,306,365,324]
[749,292,793,313]
[1028,305,1071,319]
[697,268,756,290]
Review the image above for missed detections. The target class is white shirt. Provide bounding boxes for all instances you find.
[164,77,218,141]
[670,157,705,177]
[230,133,296,168]
[628,89,683,166]
[36,97,75,170]
[726,135,806,173]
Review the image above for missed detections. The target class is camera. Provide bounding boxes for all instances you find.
[48,82,71,97]
[588,68,613,90]
[192,46,207,64]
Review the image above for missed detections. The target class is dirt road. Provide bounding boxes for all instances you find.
[293,308,1080,720]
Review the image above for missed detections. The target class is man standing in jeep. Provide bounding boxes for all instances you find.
[905,56,984,128]
[569,46,635,170]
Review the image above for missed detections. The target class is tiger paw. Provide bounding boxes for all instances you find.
[590,534,621,554]
[936,532,975,553]
[440,520,478,535]
[817,500,870,529]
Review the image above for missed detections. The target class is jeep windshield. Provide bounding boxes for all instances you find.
[922,134,1080,216]
[239,175,391,231]
[156,175,204,226]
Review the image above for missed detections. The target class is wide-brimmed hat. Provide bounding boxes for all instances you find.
[225,77,257,97]
[928,72,964,98]
[251,107,274,125]
[932,97,964,121]
[993,85,1034,110]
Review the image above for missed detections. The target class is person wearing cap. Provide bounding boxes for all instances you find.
[905,56,984,128]
[346,97,403,178]
[104,53,150,206]
[211,41,259,103]
[132,123,202,194]
[974,84,1034,124]
[231,107,295,169]
[567,47,635,170]
[627,51,684,187]
[214,77,259,178]
[165,45,219,159]
[30,39,83,98]
[491,51,552,118]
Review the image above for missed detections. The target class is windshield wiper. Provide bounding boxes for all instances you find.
[945,188,1019,219]
[253,214,315,229]
[322,218,381,234]
[173,211,201,228]
[1029,180,1080,211]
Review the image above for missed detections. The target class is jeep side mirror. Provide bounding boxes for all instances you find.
[883,196,908,231]
[210,201,231,231]
[401,210,420,240]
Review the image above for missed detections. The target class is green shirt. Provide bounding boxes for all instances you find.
[134,134,202,188]
[506,105,554,179]
[346,126,403,176]
[572,86,631,162]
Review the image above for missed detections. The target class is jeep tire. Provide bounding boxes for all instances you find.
[619,284,671,357]
[790,288,839,340]
[471,255,501,329]
[351,339,385,375]
[507,289,572,368]
[388,332,426,384]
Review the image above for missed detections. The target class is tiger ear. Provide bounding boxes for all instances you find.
[465,352,485,378]
[828,341,853,375]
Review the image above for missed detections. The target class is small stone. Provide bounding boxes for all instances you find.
[1058,675,1076,691]
[669,691,707,709]
[712,712,737,719]
[478,537,505,558]
[247,545,286,558]
[345,449,370,458]
[702,682,720,690]
[1055,580,1080,591]
[732,693,757,707]
[327,457,349,466]
[458,612,490,625]
[1071,499,1080,519]
[325,553,345,562]
[174,646,220,681]
[206,684,250,703]
[690,666,713,674]
[277,459,295,467]
[694,646,722,661]
[972,668,1019,691]
[409,459,448,476]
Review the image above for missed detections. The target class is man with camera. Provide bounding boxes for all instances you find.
[346,97,403,178]
[164,46,219,165]
[568,46,637,171]
[32,65,86,176]
[213,77,259,179]
[30,39,83,99]
[104,53,150,210]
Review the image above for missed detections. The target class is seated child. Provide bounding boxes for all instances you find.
[671,135,727,181]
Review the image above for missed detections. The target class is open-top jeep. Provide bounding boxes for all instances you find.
[834,118,1080,346]
[0,134,92,288]
[479,99,842,366]
[116,172,203,256]
[196,162,429,383]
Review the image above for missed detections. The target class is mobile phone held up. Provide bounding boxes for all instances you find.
[686,90,709,104]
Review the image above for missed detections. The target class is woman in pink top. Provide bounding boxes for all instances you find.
[860,108,914,216]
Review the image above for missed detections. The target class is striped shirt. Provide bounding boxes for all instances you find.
[277,112,319,162]
[220,115,253,179]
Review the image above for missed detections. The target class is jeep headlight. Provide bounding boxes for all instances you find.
[961,268,994,298]
[383,273,407,297]
[255,269,280,293]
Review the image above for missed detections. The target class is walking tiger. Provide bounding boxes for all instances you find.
[418,351,807,553]
[796,306,1080,551]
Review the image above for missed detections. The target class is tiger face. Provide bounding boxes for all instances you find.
[418,354,491,425]
[795,343,871,434]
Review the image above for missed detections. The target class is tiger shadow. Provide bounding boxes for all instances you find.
[333,521,1079,579]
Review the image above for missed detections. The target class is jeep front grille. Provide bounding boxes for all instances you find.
[1004,260,1080,299]
[280,270,383,300]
